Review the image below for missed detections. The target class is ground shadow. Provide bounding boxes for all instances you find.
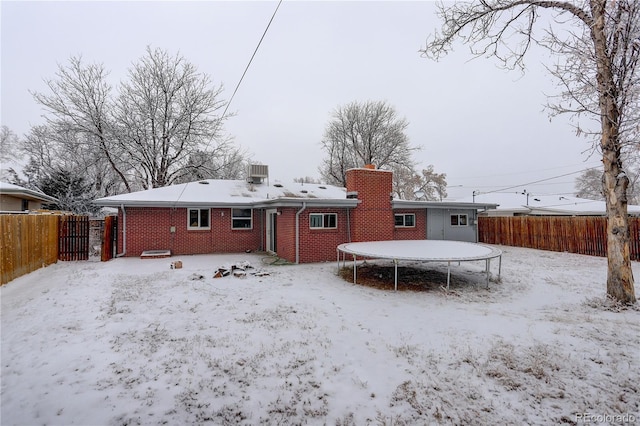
[338,262,474,292]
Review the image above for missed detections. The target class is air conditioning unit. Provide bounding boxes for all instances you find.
[247,164,269,184]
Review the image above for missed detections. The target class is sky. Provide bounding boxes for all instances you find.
[1,1,602,199]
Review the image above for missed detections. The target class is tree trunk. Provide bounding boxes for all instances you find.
[591,0,636,304]
[602,151,636,304]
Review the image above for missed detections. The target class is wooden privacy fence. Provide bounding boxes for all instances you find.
[1,214,60,285]
[1,214,91,285]
[479,216,640,260]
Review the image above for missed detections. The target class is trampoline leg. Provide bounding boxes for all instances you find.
[499,255,502,280]
[353,255,357,285]
[486,258,491,289]
[447,261,451,290]
[394,259,398,292]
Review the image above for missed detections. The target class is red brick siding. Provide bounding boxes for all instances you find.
[117,207,172,256]
[298,208,350,263]
[393,209,426,240]
[275,208,297,262]
[117,207,261,257]
[271,207,350,263]
[115,168,430,261]
[346,168,394,242]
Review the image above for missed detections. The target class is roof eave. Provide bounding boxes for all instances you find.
[254,198,359,208]
[392,200,499,210]
[529,208,607,216]
[94,198,360,209]
[1,188,58,203]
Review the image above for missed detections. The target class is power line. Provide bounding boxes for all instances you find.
[451,161,601,181]
[450,166,600,195]
[480,166,600,195]
[221,0,283,121]
[459,181,577,189]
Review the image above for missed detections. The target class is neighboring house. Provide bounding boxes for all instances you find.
[93,166,497,263]
[456,192,640,216]
[0,182,58,213]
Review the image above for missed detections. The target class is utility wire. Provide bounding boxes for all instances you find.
[479,166,600,195]
[177,2,282,199]
[448,162,602,180]
[451,161,602,181]
[221,0,283,121]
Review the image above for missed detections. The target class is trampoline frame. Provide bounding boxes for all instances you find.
[337,240,502,291]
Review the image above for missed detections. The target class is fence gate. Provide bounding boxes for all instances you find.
[59,215,89,261]
[101,215,118,261]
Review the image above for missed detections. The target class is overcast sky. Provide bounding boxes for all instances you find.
[1,1,601,199]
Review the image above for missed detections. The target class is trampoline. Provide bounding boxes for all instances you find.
[337,240,502,291]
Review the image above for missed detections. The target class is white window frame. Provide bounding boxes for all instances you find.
[309,213,337,229]
[187,208,210,230]
[450,214,468,227]
[395,213,415,228]
[232,208,253,230]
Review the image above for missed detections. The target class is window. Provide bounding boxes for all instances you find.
[309,213,337,229]
[450,214,468,227]
[188,208,210,230]
[395,213,415,227]
[232,208,252,229]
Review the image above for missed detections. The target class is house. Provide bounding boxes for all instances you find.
[93,166,497,263]
[0,182,58,213]
[455,192,640,217]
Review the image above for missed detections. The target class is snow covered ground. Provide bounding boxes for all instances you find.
[1,246,638,425]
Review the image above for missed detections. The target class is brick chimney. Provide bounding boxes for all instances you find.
[346,166,394,242]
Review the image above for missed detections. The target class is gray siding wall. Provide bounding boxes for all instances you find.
[427,208,477,242]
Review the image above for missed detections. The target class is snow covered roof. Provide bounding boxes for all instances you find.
[454,192,640,216]
[93,179,358,208]
[95,178,504,210]
[0,181,58,203]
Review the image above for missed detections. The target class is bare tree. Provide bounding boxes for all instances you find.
[294,176,322,184]
[31,49,246,192]
[575,168,606,200]
[20,124,123,212]
[175,145,248,183]
[319,100,419,187]
[0,126,20,164]
[392,165,419,200]
[113,47,229,189]
[32,57,132,192]
[393,164,448,201]
[0,126,22,182]
[423,0,639,304]
[576,166,640,204]
[21,126,59,188]
[416,165,448,201]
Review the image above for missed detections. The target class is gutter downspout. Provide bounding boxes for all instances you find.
[295,202,307,264]
[260,208,265,252]
[116,204,127,257]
